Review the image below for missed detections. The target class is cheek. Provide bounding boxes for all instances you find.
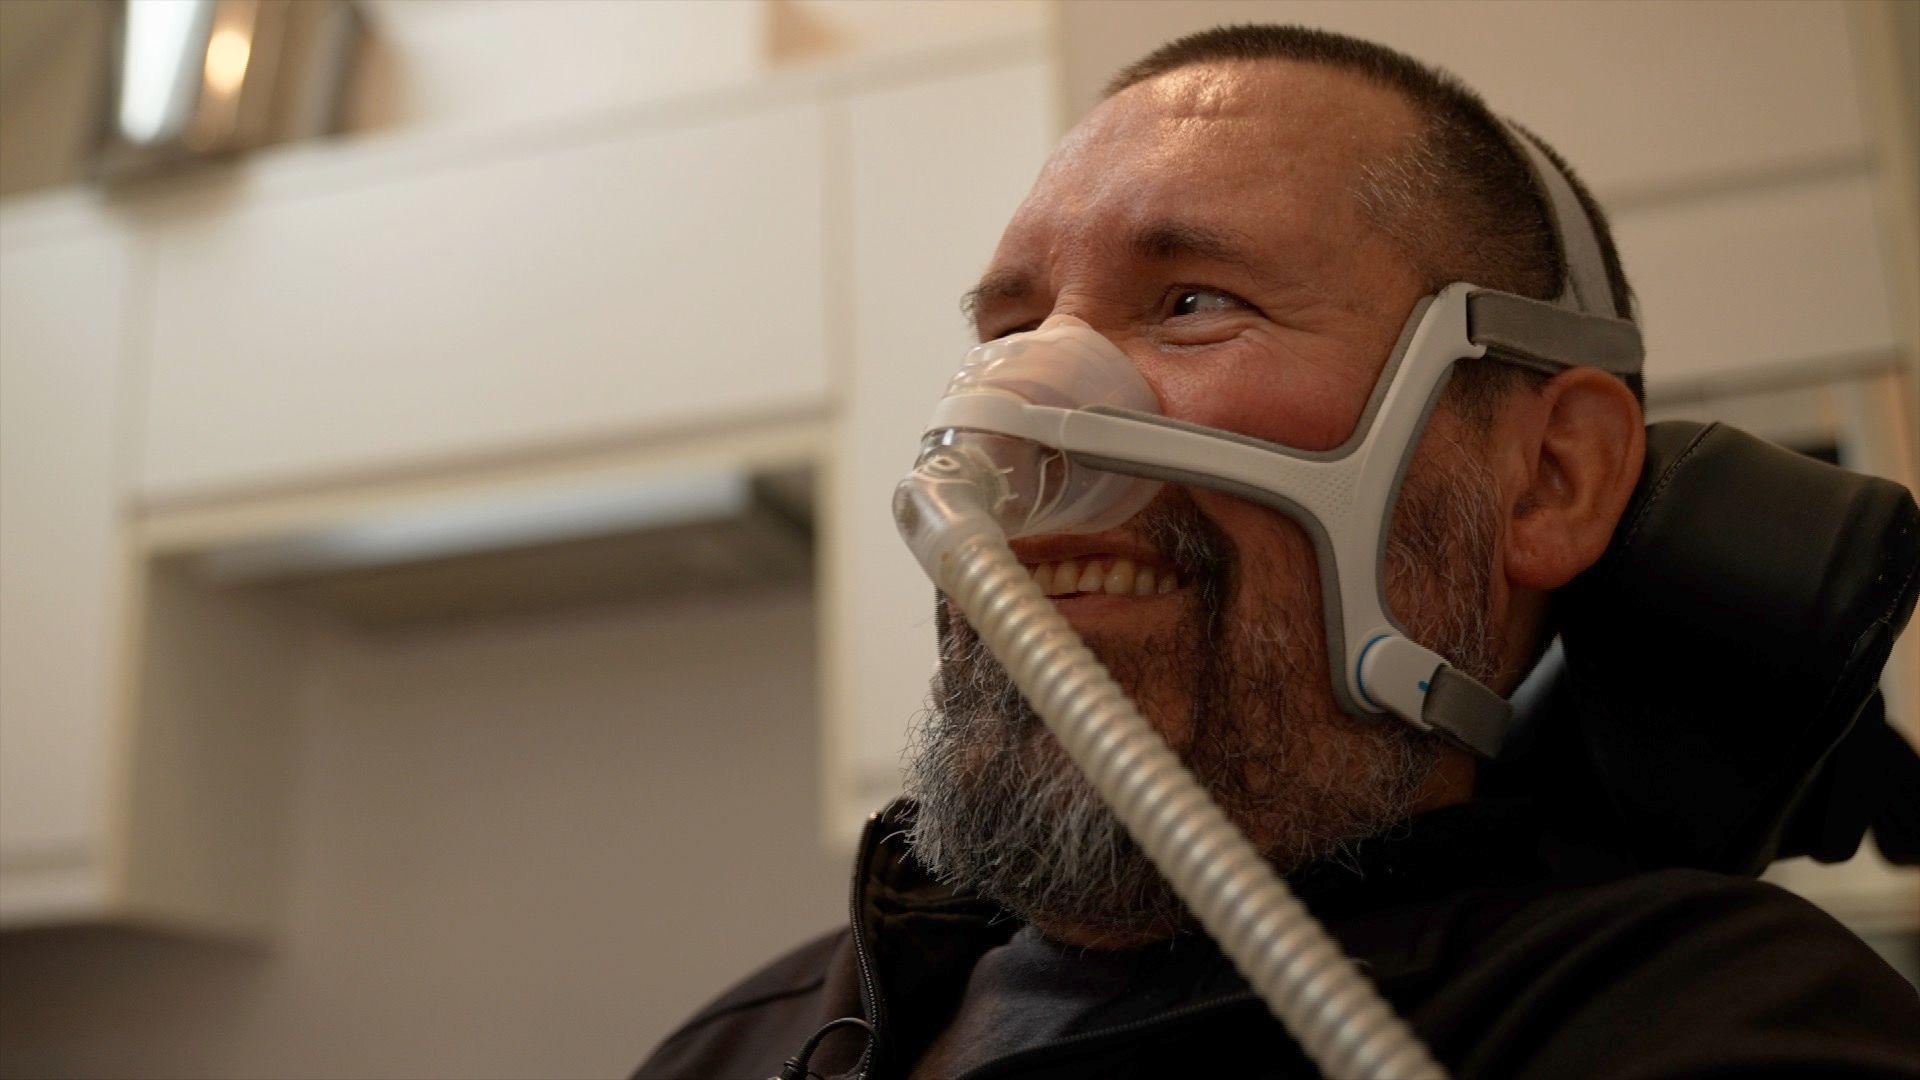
[1201,492,1326,622]
[1203,493,1341,712]
[1137,327,1380,452]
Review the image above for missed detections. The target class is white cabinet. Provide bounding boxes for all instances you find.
[11,48,1015,904]
[0,229,134,920]
[821,58,1060,839]
[0,224,301,933]
[139,100,831,503]
[3,81,844,931]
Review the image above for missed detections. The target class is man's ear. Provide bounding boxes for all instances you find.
[1501,367,1645,592]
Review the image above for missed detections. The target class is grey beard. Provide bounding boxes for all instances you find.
[902,445,1504,940]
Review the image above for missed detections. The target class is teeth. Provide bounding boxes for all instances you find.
[1025,556,1178,598]
[1075,562,1104,593]
[1054,559,1079,594]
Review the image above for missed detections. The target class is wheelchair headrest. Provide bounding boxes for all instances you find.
[1504,420,1920,875]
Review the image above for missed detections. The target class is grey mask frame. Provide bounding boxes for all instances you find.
[1065,285,1638,757]
[916,120,1642,757]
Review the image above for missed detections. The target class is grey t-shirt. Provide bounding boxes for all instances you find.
[909,926,1216,1080]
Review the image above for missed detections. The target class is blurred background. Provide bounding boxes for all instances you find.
[0,1,1915,1076]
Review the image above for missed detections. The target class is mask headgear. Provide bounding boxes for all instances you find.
[911,117,1643,758]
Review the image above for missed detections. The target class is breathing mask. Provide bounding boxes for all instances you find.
[908,125,1642,759]
[890,124,1643,1079]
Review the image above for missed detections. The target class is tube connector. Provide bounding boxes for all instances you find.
[893,445,1013,581]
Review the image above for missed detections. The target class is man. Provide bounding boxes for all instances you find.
[637,25,1920,1079]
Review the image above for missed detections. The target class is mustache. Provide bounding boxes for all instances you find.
[937,486,1237,653]
[1137,487,1234,601]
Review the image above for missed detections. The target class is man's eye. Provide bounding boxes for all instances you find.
[1169,288,1246,318]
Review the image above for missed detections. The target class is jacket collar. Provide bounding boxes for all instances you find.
[849,802,1010,1076]
[847,796,1565,1072]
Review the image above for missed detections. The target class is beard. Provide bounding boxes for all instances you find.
[901,441,1506,942]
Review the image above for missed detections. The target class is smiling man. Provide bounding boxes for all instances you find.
[635,25,1920,1080]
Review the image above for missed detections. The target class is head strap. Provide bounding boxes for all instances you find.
[1501,120,1626,325]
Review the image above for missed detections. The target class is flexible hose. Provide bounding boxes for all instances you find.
[904,460,1446,1079]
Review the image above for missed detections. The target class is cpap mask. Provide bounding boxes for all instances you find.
[909,126,1642,759]
[892,124,1642,1079]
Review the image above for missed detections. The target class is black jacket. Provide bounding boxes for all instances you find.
[635,800,1920,1079]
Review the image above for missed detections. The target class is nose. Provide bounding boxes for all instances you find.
[1037,312,1095,333]
[954,316,1158,414]
[934,317,1165,538]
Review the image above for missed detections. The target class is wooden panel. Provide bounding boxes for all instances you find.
[1616,173,1895,388]
[0,231,131,898]
[140,100,829,501]
[824,60,1058,837]
[1059,0,1868,200]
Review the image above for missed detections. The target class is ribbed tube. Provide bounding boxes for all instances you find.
[936,529,1447,1080]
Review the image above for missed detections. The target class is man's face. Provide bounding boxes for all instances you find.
[906,61,1509,944]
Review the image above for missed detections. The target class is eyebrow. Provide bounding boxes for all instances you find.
[1128,221,1266,277]
[960,267,1033,324]
[959,220,1269,324]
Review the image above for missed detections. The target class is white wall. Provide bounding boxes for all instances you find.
[344,0,1049,142]
[0,586,845,1079]
[345,0,767,137]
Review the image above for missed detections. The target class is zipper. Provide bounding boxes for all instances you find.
[847,811,888,1079]
[949,990,1264,1080]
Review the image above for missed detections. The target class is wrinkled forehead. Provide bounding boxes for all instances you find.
[995,61,1421,274]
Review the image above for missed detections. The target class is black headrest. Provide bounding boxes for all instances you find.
[1498,420,1920,875]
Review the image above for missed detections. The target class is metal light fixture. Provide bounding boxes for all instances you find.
[100,0,360,181]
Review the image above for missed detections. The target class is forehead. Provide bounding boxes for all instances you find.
[995,60,1420,272]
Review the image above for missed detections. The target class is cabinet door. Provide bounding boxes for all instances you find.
[823,59,1059,839]
[139,100,830,502]
[0,231,132,919]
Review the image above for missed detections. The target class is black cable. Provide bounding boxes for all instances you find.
[774,1015,875,1080]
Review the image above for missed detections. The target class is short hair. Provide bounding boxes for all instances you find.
[1105,24,1643,420]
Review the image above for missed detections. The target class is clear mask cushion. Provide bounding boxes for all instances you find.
[925,316,1163,537]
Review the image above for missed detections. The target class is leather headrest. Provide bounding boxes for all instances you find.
[1506,421,1919,874]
